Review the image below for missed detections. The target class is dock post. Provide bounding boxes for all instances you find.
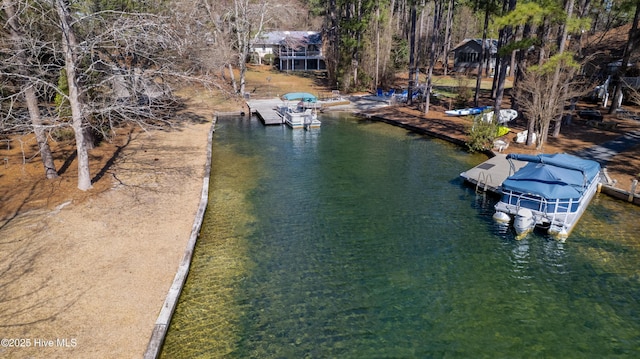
[629,180,638,202]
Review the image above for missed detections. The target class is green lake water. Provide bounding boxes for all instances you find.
[161,114,640,358]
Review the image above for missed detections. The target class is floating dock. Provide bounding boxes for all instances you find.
[460,154,528,194]
[247,98,283,125]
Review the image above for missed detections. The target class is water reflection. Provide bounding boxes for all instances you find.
[290,127,320,155]
[511,239,530,274]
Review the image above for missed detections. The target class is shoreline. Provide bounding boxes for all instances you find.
[354,105,640,206]
[1,99,638,359]
[147,105,640,357]
[143,119,215,359]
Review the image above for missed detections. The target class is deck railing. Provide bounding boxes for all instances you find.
[278,50,322,57]
[505,191,578,214]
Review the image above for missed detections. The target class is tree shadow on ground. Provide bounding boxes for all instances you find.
[91,130,133,184]
[0,221,87,329]
[0,181,40,232]
[57,150,77,176]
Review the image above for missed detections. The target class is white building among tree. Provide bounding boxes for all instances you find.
[252,31,326,71]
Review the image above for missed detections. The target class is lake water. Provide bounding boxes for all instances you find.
[161,113,640,358]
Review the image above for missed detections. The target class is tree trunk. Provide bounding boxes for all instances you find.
[239,51,247,95]
[492,31,505,99]
[513,24,529,103]
[380,0,395,84]
[228,64,237,93]
[442,0,454,77]
[3,0,58,179]
[493,0,517,116]
[609,3,640,114]
[474,5,490,107]
[233,0,249,95]
[538,117,550,151]
[574,0,592,56]
[416,6,425,86]
[25,86,59,179]
[527,114,536,147]
[375,5,380,88]
[55,0,92,191]
[407,5,417,106]
[551,0,574,138]
[492,0,511,99]
[425,0,443,114]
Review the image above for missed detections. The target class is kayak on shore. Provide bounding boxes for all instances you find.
[445,105,492,116]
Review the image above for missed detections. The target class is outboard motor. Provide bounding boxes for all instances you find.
[514,208,535,239]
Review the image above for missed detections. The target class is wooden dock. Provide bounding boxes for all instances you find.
[460,154,528,194]
[247,98,283,125]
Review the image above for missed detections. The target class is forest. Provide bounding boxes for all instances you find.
[1,0,639,190]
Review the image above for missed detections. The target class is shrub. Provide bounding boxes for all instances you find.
[467,114,498,152]
[250,52,260,64]
[454,76,472,108]
[51,127,75,142]
[263,54,275,66]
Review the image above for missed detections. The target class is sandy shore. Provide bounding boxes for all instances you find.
[0,120,211,358]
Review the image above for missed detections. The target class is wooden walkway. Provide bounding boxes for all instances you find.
[247,98,283,125]
[460,154,528,194]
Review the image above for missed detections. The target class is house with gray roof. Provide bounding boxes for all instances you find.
[252,31,326,71]
[451,39,498,75]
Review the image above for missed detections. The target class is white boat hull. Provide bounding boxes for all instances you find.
[494,176,600,241]
[278,106,321,129]
[285,113,320,129]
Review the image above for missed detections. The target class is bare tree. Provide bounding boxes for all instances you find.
[58,4,206,190]
[1,0,58,179]
[3,0,307,191]
[54,0,94,190]
[1,0,203,190]
[183,0,301,95]
[513,55,585,151]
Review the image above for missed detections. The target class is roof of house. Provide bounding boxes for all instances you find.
[254,31,322,46]
[451,39,498,53]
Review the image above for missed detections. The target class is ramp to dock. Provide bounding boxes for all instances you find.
[460,154,528,194]
[247,98,283,125]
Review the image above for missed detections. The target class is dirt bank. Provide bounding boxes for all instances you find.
[0,98,214,358]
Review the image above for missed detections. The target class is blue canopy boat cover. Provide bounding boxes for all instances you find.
[282,92,317,103]
[503,153,601,200]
